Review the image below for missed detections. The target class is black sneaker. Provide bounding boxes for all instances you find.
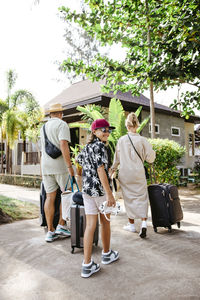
[139,227,147,238]
[81,260,100,278]
[101,250,119,265]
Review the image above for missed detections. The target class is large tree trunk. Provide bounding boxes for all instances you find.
[149,81,156,139]
[146,0,156,139]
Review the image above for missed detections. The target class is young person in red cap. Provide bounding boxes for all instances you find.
[77,119,119,278]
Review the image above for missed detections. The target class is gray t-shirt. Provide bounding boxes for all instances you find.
[40,117,71,175]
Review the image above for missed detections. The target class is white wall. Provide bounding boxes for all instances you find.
[21,164,41,176]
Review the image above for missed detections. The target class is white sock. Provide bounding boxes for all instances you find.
[102,250,111,255]
[57,224,65,229]
[82,260,92,267]
[48,231,55,234]
[141,221,147,228]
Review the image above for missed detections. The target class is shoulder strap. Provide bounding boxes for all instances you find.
[65,175,79,192]
[127,134,143,163]
[43,124,48,140]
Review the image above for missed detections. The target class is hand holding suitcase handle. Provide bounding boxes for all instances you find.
[66,175,80,192]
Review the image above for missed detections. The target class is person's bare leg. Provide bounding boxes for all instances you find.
[58,204,66,226]
[44,190,57,232]
[83,214,98,264]
[100,213,119,265]
[100,213,111,253]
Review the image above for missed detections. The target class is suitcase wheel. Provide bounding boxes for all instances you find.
[177,222,181,228]
[168,226,172,233]
[154,226,157,233]
[71,247,75,254]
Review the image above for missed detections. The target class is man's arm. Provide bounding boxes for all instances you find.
[60,140,74,177]
[97,165,115,207]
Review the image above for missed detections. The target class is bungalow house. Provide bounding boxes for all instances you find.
[11,79,200,175]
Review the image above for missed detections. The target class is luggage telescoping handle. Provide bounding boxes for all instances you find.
[65,175,80,192]
[149,164,157,184]
[112,177,117,192]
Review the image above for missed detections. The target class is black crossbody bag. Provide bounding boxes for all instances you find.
[127,134,149,179]
[43,125,62,159]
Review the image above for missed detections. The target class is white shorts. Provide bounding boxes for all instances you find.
[42,173,68,193]
[83,193,107,215]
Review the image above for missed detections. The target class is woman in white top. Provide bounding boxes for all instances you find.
[110,112,155,238]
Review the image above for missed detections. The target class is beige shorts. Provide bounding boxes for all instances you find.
[42,173,68,193]
[83,193,107,215]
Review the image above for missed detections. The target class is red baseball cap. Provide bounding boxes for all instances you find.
[91,119,115,131]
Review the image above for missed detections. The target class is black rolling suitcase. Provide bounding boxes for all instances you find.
[148,183,183,233]
[39,182,61,228]
[70,203,99,254]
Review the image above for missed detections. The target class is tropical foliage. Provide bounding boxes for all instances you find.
[0,69,42,173]
[59,0,200,118]
[148,139,185,185]
[70,98,150,159]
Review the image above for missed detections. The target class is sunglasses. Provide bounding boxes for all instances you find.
[99,128,112,133]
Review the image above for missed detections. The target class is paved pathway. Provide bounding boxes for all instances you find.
[0,183,40,206]
[0,184,200,300]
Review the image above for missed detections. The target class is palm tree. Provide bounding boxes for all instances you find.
[0,99,9,172]
[2,109,20,173]
[2,69,39,173]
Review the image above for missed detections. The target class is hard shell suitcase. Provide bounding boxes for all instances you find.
[148,183,183,233]
[39,182,61,228]
[70,204,99,253]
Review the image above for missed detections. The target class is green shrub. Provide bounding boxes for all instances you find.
[148,139,185,185]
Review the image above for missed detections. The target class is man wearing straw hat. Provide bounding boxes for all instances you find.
[40,103,74,242]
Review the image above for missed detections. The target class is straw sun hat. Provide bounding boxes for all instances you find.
[47,103,64,113]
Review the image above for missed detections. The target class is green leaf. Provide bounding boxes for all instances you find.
[135,106,142,118]
[69,122,90,129]
[77,106,103,120]
[137,116,150,133]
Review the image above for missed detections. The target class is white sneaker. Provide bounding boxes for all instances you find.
[45,231,59,242]
[123,223,136,232]
[101,250,119,265]
[55,225,71,237]
[81,260,100,278]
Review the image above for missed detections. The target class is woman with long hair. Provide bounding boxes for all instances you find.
[110,112,155,238]
[77,119,119,278]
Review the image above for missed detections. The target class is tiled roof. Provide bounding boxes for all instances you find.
[44,79,200,122]
[44,79,106,109]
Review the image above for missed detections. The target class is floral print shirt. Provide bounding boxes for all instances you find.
[77,137,111,197]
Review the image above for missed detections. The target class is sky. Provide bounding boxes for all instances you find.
[0,0,77,106]
[0,0,197,113]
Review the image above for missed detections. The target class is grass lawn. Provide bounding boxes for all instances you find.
[0,195,39,221]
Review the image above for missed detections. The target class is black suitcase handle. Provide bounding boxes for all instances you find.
[80,216,84,237]
[76,205,80,247]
